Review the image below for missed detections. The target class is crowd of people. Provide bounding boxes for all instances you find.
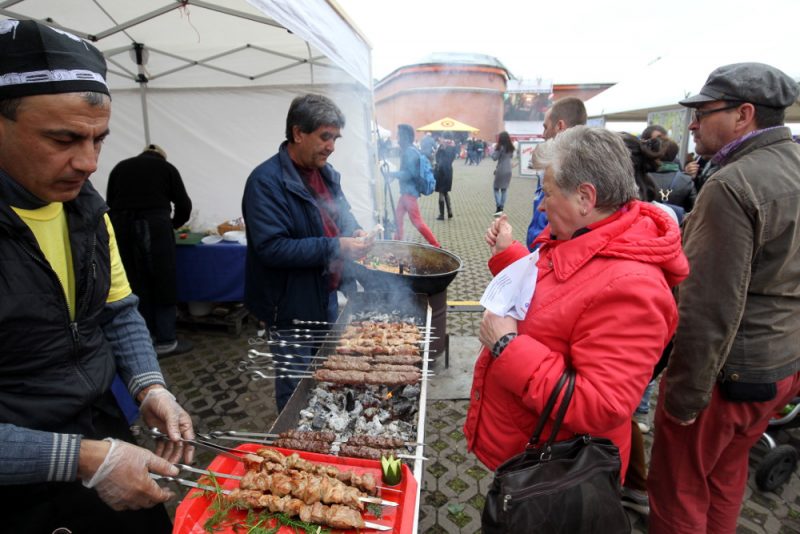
[1,16,799,534]
[470,61,800,534]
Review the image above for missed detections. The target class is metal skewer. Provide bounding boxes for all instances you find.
[150,473,231,494]
[292,319,434,328]
[174,464,397,507]
[247,349,432,362]
[198,430,426,448]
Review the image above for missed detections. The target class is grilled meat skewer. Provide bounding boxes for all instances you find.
[229,490,367,530]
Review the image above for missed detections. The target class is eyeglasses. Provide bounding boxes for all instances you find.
[690,103,742,123]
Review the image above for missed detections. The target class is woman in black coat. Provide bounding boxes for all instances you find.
[435,133,457,220]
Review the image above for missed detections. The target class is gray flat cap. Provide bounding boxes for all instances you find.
[680,62,799,109]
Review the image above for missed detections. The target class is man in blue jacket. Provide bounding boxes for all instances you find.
[525,97,587,250]
[242,94,373,411]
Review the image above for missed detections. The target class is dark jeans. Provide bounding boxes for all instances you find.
[141,300,177,344]
[275,291,338,412]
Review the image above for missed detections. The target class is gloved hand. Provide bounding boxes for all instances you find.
[140,387,195,463]
[83,438,178,511]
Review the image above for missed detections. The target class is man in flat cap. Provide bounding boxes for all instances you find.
[648,62,800,533]
[0,19,194,533]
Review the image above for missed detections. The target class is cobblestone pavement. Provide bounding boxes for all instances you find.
[158,157,799,533]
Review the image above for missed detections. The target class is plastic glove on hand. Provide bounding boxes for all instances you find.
[83,438,178,511]
[140,388,195,463]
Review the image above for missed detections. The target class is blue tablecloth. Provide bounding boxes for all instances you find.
[175,240,246,302]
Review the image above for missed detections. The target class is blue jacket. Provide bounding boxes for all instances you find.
[392,145,422,197]
[526,185,548,251]
[242,142,360,327]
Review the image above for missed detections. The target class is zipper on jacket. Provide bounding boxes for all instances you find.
[14,217,96,391]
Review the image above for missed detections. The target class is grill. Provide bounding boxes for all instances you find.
[269,291,431,534]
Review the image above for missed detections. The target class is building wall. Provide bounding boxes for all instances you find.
[375,65,507,144]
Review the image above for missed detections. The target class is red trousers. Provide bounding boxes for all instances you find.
[393,194,440,247]
[648,372,800,534]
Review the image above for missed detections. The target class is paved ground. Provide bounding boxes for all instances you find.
[156,156,800,533]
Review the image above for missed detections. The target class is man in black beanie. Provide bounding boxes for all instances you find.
[0,19,194,533]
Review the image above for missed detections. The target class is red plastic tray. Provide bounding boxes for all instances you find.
[173,444,417,534]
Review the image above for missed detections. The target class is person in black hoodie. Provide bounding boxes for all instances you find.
[647,138,697,214]
[107,144,194,356]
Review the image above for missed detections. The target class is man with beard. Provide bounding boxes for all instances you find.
[242,94,373,411]
[648,63,800,533]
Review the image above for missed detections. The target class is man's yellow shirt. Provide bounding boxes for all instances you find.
[12,203,131,320]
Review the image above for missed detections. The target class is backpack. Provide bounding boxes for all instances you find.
[413,147,436,195]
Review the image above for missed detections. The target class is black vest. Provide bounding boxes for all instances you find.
[0,183,115,434]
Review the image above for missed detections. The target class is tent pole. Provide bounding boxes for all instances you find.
[139,83,151,146]
[133,43,151,145]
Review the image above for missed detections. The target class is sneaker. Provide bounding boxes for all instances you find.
[621,487,650,516]
[634,411,651,434]
[155,338,194,357]
[435,215,445,221]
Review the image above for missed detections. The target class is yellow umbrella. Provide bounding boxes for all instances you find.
[416,117,479,133]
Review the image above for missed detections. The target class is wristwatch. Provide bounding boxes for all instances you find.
[492,332,517,358]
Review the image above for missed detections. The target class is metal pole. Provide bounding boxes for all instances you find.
[133,42,151,146]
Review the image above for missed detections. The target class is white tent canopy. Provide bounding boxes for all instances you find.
[585,54,800,122]
[1,0,377,230]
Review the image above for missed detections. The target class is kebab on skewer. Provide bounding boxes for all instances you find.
[246,449,379,495]
[313,369,422,386]
[239,469,367,510]
[228,490,366,530]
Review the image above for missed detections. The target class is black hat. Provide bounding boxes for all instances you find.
[679,62,799,109]
[0,19,109,99]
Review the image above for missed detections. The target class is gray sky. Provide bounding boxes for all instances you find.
[335,0,799,84]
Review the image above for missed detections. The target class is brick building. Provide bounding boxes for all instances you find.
[374,52,612,143]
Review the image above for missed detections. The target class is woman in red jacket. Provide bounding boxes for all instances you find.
[465,126,689,483]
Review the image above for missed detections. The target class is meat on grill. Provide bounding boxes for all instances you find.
[339,444,400,461]
[345,434,408,448]
[229,490,365,530]
[335,342,420,356]
[272,438,331,454]
[327,353,424,365]
[371,354,423,365]
[313,369,420,386]
[278,430,336,442]
[370,363,421,374]
[321,359,372,371]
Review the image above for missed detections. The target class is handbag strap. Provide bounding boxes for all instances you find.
[527,367,572,447]
[542,369,576,450]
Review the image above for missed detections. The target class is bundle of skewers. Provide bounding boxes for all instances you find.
[154,445,398,531]
[245,318,433,387]
[228,448,391,530]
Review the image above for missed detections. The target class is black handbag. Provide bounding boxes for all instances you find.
[482,368,631,533]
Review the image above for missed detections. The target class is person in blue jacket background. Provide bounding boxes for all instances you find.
[525,97,587,250]
[242,94,373,411]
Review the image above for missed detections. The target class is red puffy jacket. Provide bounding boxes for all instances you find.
[464,201,689,478]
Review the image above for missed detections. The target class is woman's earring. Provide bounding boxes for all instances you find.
[580,208,587,216]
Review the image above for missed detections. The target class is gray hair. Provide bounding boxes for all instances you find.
[285,93,345,142]
[533,126,639,210]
